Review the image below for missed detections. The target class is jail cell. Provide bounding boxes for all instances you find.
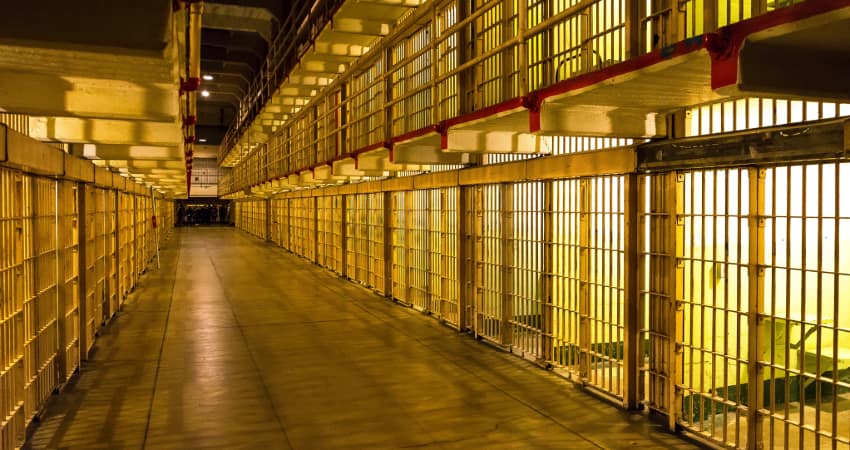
[639,172,684,429]
[550,178,582,374]
[391,191,409,303]
[407,190,430,311]
[296,198,306,257]
[758,163,850,450]
[349,60,385,151]
[316,196,333,268]
[436,0,459,121]
[305,197,317,262]
[270,199,286,249]
[344,194,358,282]
[281,199,291,251]
[466,0,520,111]
[367,193,385,294]
[144,196,155,264]
[428,190,443,318]
[670,169,751,447]
[134,196,146,280]
[244,199,267,241]
[94,188,109,326]
[0,168,25,449]
[472,184,505,344]
[509,181,546,360]
[461,186,476,331]
[354,194,371,286]
[390,23,433,137]
[527,0,626,92]
[289,197,307,256]
[289,197,315,260]
[582,176,627,397]
[22,176,59,429]
[432,187,460,327]
[58,180,80,380]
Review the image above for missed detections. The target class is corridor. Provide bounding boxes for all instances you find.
[25,228,697,450]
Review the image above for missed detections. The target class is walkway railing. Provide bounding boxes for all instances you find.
[219,0,811,193]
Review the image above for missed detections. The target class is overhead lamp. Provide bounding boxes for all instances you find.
[202,74,214,81]
[201,90,210,97]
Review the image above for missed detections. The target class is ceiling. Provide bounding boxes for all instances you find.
[0,0,305,197]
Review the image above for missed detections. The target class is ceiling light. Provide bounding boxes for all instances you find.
[201,90,210,97]
[199,138,207,143]
[202,74,214,81]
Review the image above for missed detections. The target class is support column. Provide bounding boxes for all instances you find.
[77,183,89,360]
[458,186,471,331]
[55,181,68,384]
[500,183,513,348]
[383,191,393,297]
[541,181,554,363]
[747,168,765,450]
[579,178,590,382]
[623,173,640,409]
[313,196,319,262]
[473,185,484,337]
[265,198,271,242]
[341,195,348,278]
[666,172,685,431]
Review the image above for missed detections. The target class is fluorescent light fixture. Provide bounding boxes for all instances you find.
[201,90,210,97]
[202,74,214,81]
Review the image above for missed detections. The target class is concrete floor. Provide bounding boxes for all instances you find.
[25,227,701,450]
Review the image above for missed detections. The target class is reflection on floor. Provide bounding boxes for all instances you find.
[25,228,699,450]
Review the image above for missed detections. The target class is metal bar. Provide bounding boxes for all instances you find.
[623,172,640,409]
[638,118,847,171]
[77,183,89,361]
[669,171,684,431]
[542,180,554,364]
[578,177,591,382]
[500,183,513,347]
[746,167,765,450]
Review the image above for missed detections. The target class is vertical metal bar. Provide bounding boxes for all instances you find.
[747,168,765,450]
[384,191,393,297]
[542,180,554,363]
[341,195,348,279]
[501,0,515,101]
[517,0,528,95]
[77,183,88,361]
[667,172,685,431]
[579,178,590,381]
[501,182,513,347]
[264,198,271,242]
[54,181,67,385]
[623,172,640,409]
[459,185,470,330]
[313,196,319,262]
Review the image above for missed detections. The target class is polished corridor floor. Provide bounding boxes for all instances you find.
[26,228,699,450]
